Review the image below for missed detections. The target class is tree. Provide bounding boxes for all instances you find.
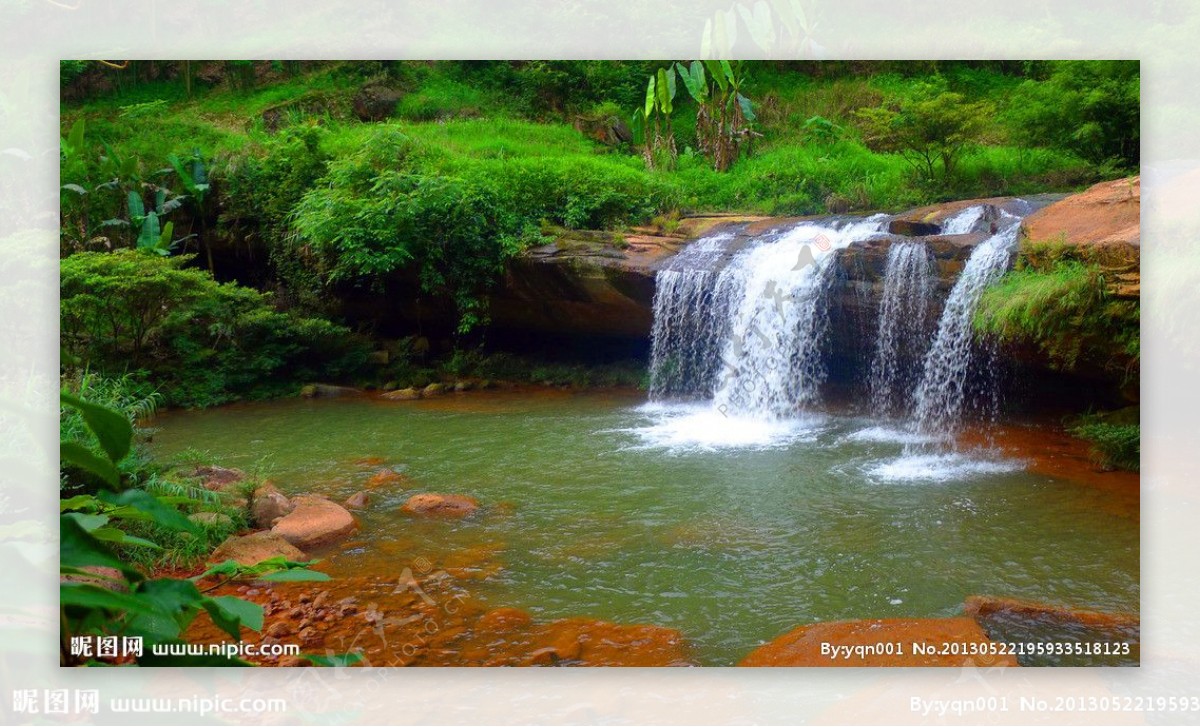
[1005,60,1139,169]
[856,88,991,183]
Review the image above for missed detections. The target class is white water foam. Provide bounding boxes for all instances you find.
[622,402,826,452]
[866,452,1024,483]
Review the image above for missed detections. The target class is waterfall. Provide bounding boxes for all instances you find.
[649,215,888,419]
[868,241,936,417]
[939,205,986,235]
[912,217,1020,435]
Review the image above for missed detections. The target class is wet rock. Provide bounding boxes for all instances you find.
[366,468,407,488]
[267,622,290,639]
[381,387,421,401]
[187,512,233,528]
[190,465,246,490]
[400,493,479,518]
[301,383,363,398]
[344,491,370,510]
[422,382,446,397]
[477,607,532,633]
[739,618,1018,667]
[209,531,306,566]
[964,594,1139,632]
[271,496,358,551]
[453,380,473,392]
[251,483,294,529]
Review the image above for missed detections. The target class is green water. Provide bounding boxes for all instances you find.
[147,390,1139,666]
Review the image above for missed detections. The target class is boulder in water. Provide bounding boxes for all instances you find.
[400,493,479,517]
[382,387,421,401]
[366,468,407,488]
[343,491,370,510]
[271,496,358,550]
[251,483,294,528]
[210,531,306,566]
[422,382,446,397]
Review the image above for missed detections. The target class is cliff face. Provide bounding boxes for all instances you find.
[358,182,1137,403]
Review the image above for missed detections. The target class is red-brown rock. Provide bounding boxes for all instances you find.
[271,496,358,550]
[343,491,370,510]
[251,483,294,528]
[209,531,306,566]
[400,493,479,518]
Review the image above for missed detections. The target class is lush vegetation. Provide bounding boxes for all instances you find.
[973,242,1140,379]
[1067,408,1140,472]
[60,60,1139,406]
[61,251,370,407]
[59,380,331,665]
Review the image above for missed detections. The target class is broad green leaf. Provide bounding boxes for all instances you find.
[60,515,142,581]
[644,75,656,118]
[158,221,174,250]
[62,511,109,532]
[259,568,331,582]
[137,212,161,250]
[656,68,673,115]
[61,583,155,615]
[89,527,161,549]
[704,60,729,92]
[738,93,757,123]
[61,391,133,464]
[126,190,144,221]
[60,494,102,512]
[203,595,264,640]
[62,183,87,196]
[61,441,121,488]
[67,118,85,154]
[98,490,199,535]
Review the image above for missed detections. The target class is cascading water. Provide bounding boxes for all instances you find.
[912,215,1021,435]
[648,215,889,419]
[939,205,986,235]
[867,241,936,416]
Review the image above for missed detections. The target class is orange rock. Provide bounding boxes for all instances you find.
[476,607,532,634]
[532,618,692,667]
[343,491,370,510]
[209,531,307,566]
[739,618,1018,667]
[1023,176,1140,251]
[366,469,407,488]
[271,496,358,550]
[400,493,479,518]
[964,595,1139,632]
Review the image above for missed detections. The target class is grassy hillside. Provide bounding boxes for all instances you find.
[58,60,1138,406]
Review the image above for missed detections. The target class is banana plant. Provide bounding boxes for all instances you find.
[167,149,214,270]
[673,60,757,171]
[631,68,679,170]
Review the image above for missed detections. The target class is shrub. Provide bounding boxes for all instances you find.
[61,251,370,406]
[289,127,676,332]
[1069,418,1140,471]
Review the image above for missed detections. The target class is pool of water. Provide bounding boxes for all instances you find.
[148,389,1139,666]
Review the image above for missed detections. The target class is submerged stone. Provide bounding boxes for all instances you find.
[272,496,358,550]
[400,493,479,517]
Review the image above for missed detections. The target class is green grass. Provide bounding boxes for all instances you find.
[1068,417,1140,472]
[974,250,1139,377]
